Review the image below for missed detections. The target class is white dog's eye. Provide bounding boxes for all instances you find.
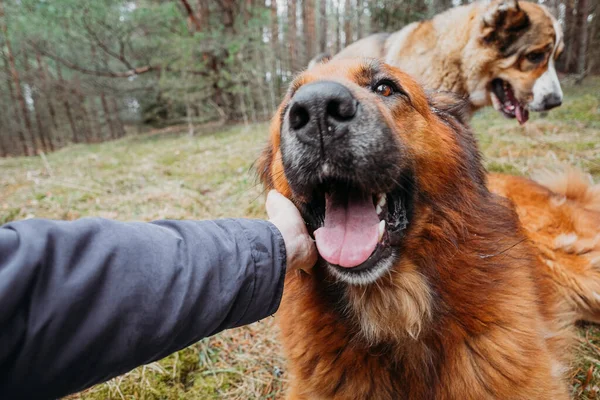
[526,51,546,64]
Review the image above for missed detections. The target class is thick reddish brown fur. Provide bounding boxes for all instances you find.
[258,60,590,399]
[489,171,600,324]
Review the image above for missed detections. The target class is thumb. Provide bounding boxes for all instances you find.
[266,190,299,220]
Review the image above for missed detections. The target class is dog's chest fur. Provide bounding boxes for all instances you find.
[278,277,434,400]
[278,260,572,400]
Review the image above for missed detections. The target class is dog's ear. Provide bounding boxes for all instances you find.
[480,0,530,48]
[256,142,274,190]
[428,91,472,126]
[256,114,282,190]
[308,53,331,69]
[256,112,293,197]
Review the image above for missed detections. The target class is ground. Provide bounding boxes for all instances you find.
[1,77,599,399]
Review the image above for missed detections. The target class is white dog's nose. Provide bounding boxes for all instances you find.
[542,92,562,110]
[529,61,563,112]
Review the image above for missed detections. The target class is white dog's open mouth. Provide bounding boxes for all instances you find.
[490,79,529,125]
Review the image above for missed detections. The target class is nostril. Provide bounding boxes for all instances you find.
[326,99,357,121]
[544,94,562,110]
[289,103,310,130]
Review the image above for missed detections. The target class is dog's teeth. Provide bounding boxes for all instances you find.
[378,220,386,241]
[376,195,386,215]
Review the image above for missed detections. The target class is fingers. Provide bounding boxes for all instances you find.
[266,190,303,220]
[266,190,318,274]
[301,235,318,274]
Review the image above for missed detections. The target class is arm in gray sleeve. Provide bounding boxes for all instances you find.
[0,218,286,399]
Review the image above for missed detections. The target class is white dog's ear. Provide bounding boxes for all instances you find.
[481,0,529,45]
[307,53,331,69]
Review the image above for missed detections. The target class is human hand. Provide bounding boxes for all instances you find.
[266,190,317,274]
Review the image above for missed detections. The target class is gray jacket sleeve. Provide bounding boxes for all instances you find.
[0,218,286,399]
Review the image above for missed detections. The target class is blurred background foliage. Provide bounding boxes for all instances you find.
[0,0,597,157]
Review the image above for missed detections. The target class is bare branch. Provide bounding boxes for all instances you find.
[179,0,202,32]
[31,42,209,78]
[35,46,155,77]
[81,14,135,70]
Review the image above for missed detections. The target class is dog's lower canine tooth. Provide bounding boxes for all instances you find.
[378,220,386,241]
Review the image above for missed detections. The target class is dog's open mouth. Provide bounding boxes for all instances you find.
[489,79,529,125]
[301,179,410,282]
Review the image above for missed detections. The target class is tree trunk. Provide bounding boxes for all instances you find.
[344,0,352,47]
[0,111,8,157]
[356,0,364,40]
[109,97,125,137]
[271,0,281,97]
[186,100,195,135]
[87,97,102,142]
[36,52,56,150]
[2,49,28,156]
[2,57,28,156]
[77,94,93,142]
[0,139,7,158]
[564,0,577,73]
[197,0,210,28]
[258,50,275,116]
[319,0,328,53]
[23,51,49,152]
[72,76,94,142]
[575,0,590,83]
[100,92,116,139]
[303,0,316,65]
[335,0,341,53]
[56,63,79,144]
[289,0,298,72]
[1,0,37,155]
[182,70,195,135]
[588,2,599,74]
[210,0,236,120]
[89,44,109,141]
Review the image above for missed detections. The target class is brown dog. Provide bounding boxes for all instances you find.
[319,0,564,124]
[258,59,600,399]
[489,171,600,324]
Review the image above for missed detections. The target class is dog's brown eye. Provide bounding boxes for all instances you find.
[375,83,394,97]
[526,51,546,64]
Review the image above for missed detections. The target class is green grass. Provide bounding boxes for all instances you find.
[1,77,599,399]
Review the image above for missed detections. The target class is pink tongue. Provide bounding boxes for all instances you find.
[515,104,529,125]
[314,192,380,268]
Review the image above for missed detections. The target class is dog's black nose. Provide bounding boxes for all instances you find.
[543,93,562,110]
[288,81,358,145]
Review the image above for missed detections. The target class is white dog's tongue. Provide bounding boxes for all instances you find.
[515,104,529,125]
[314,191,380,268]
[506,86,529,125]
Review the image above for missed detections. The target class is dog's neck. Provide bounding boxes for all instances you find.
[311,187,526,348]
